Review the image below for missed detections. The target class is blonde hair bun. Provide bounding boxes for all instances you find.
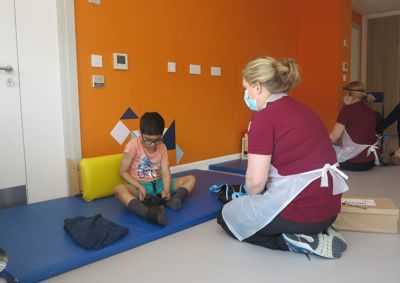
[242,56,300,93]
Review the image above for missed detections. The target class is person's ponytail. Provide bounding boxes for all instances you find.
[277,58,300,91]
[242,56,300,94]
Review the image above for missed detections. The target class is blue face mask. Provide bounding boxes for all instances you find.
[244,90,258,111]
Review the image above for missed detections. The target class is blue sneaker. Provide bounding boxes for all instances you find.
[282,233,342,259]
[325,227,347,251]
[0,248,7,272]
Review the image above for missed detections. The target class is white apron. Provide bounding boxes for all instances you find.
[222,163,349,241]
[334,130,379,165]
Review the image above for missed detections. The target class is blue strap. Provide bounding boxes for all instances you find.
[209,184,248,200]
[231,184,248,200]
[209,184,228,193]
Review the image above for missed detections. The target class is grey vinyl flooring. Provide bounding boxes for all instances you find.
[49,166,400,283]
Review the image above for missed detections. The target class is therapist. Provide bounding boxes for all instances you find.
[330,81,379,171]
[217,56,348,259]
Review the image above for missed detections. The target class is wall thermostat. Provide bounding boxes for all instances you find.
[113,53,128,70]
[92,75,104,88]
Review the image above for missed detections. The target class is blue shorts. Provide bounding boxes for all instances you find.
[139,179,176,197]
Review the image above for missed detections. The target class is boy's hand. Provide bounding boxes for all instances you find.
[161,189,171,200]
[138,186,147,201]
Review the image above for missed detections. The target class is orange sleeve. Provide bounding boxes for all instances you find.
[160,144,169,168]
[124,139,137,158]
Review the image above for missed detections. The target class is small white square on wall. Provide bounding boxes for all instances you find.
[89,0,101,5]
[110,121,130,145]
[91,54,103,68]
[168,62,176,73]
[211,66,221,76]
[189,64,201,75]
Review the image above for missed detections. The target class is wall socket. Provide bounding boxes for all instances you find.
[211,66,221,76]
[189,64,201,75]
[168,62,176,73]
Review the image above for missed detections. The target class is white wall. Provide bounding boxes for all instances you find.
[351,24,361,82]
[14,0,73,203]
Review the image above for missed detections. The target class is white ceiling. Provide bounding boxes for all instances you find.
[353,0,400,15]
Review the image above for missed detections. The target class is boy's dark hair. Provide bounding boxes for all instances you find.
[140,112,165,135]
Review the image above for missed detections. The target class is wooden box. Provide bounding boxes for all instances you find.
[333,195,399,234]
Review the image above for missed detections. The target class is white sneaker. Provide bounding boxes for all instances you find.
[282,233,342,259]
[0,248,7,272]
[325,227,347,251]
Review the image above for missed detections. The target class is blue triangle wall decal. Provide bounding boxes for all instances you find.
[162,120,176,150]
[120,107,138,120]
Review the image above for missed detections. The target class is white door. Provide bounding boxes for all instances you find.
[0,0,26,190]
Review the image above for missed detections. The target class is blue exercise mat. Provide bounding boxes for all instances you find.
[209,159,247,175]
[0,169,244,283]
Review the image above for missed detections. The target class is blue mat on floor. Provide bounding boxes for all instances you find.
[209,159,247,175]
[0,169,244,283]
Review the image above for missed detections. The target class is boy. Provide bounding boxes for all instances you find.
[114,112,196,226]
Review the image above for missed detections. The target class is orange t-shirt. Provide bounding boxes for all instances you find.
[124,136,169,182]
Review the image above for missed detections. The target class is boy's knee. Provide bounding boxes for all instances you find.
[114,184,124,195]
[186,175,196,184]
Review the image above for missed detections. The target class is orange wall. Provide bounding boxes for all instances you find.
[292,0,352,129]
[74,0,352,164]
[352,10,362,26]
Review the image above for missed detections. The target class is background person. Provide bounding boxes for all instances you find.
[330,81,379,171]
[379,102,400,165]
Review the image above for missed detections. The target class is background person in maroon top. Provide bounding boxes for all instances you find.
[379,102,400,165]
[217,57,348,259]
[330,81,378,171]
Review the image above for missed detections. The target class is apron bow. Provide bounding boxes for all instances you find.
[320,163,348,187]
[367,142,380,165]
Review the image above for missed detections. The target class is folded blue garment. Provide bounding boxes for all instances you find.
[64,214,129,249]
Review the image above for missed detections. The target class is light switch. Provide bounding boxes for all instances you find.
[89,0,101,4]
[168,62,176,73]
[211,66,221,76]
[91,54,102,68]
[189,64,201,75]
[342,62,348,72]
[92,75,104,88]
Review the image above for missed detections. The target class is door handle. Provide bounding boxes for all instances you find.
[0,65,13,72]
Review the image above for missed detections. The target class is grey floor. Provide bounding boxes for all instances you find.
[49,166,400,283]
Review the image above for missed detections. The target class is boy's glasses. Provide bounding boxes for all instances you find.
[142,137,163,146]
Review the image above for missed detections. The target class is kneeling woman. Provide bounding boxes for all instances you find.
[217,57,349,259]
[330,81,379,171]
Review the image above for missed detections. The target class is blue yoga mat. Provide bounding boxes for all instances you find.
[0,169,244,283]
[209,159,247,175]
